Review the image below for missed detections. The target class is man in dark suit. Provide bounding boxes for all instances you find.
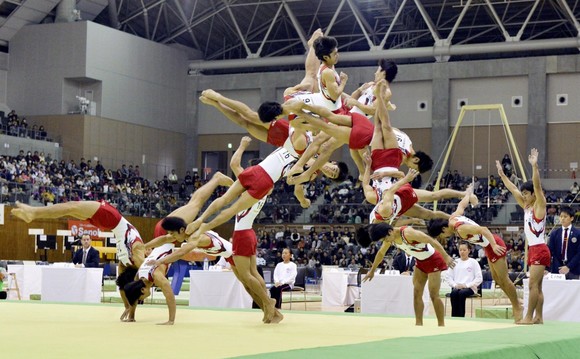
[548,206,580,279]
[392,250,415,275]
[72,234,100,268]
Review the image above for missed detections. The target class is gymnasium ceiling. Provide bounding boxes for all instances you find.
[1,0,579,73]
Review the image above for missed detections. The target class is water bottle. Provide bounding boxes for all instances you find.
[203,257,209,271]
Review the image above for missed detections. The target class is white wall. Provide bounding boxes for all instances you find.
[547,73,580,123]
[449,76,529,126]
[85,22,188,131]
[8,21,188,133]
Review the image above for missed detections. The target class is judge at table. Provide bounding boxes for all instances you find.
[393,250,415,275]
[548,206,580,279]
[72,234,100,268]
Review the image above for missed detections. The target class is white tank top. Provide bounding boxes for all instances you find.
[368,194,402,225]
[289,91,342,112]
[395,230,435,261]
[316,64,342,110]
[235,196,267,231]
[452,215,490,247]
[257,147,297,182]
[138,242,174,282]
[283,127,313,159]
[195,230,233,258]
[524,207,546,246]
[394,129,412,158]
[349,86,375,118]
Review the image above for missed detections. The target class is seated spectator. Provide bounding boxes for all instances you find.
[183,171,193,186]
[501,154,512,174]
[269,248,297,309]
[571,182,579,195]
[38,125,47,140]
[445,243,483,317]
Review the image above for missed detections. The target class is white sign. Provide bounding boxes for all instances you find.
[0,203,4,225]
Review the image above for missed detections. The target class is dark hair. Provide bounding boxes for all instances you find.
[427,219,450,238]
[161,216,187,231]
[368,223,393,242]
[379,59,398,83]
[458,242,471,251]
[314,36,338,61]
[355,223,393,248]
[520,180,535,194]
[559,206,575,218]
[415,151,433,173]
[330,162,349,183]
[116,267,138,289]
[257,101,283,123]
[355,226,372,247]
[124,280,146,306]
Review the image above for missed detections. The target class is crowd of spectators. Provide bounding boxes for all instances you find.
[0,150,229,218]
[1,110,49,141]
[255,225,377,270]
[1,145,577,270]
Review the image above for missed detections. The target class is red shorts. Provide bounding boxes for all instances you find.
[348,113,373,150]
[484,235,507,263]
[238,165,274,200]
[415,251,448,273]
[88,201,122,230]
[396,184,418,215]
[527,243,551,267]
[232,229,258,257]
[154,220,167,238]
[267,119,289,147]
[371,148,403,172]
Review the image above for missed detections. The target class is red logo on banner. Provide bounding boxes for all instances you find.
[68,220,101,238]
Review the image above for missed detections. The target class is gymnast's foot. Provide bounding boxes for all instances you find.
[308,29,323,47]
[270,309,284,324]
[513,305,523,323]
[199,95,218,106]
[516,316,535,325]
[11,201,35,223]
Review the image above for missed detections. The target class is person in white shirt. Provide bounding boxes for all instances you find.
[270,248,298,309]
[446,243,483,317]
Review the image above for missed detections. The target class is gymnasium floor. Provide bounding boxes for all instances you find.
[2,300,579,359]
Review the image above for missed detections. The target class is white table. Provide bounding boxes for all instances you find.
[6,265,42,300]
[41,267,103,303]
[523,278,580,322]
[361,274,430,316]
[189,270,252,308]
[321,270,358,306]
[6,265,103,303]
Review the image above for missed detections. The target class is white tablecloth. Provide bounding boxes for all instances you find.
[41,267,103,303]
[523,278,580,322]
[361,274,430,316]
[6,265,102,303]
[6,265,43,300]
[188,270,252,308]
[321,271,358,306]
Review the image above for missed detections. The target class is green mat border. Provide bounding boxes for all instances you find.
[236,321,580,359]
